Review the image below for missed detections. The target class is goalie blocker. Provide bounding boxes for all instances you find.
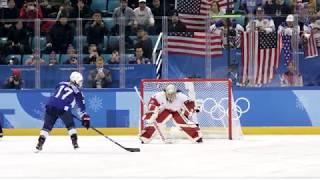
[139,84,203,144]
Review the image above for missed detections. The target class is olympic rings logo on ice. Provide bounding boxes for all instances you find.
[197,97,250,121]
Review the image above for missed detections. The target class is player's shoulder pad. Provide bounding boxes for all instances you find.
[60,81,80,94]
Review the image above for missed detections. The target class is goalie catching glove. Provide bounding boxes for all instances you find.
[81,113,91,129]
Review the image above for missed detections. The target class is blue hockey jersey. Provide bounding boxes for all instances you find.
[46,82,86,113]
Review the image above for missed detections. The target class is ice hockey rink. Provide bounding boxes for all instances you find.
[1,135,320,180]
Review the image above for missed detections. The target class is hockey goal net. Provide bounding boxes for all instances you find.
[140,78,243,140]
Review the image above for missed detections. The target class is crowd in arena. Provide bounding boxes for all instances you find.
[0,0,319,88]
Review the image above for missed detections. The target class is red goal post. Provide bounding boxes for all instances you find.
[139,78,242,140]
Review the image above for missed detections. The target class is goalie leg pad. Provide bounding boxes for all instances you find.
[140,126,156,144]
[172,112,202,142]
[156,110,172,124]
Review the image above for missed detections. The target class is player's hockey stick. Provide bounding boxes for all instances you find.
[134,86,168,143]
[72,115,140,152]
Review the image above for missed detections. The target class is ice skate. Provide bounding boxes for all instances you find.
[196,137,203,143]
[35,136,46,153]
[71,134,79,150]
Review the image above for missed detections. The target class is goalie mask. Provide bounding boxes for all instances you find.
[70,71,83,87]
[165,84,177,103]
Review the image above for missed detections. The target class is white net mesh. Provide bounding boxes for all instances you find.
[141,79,243,140]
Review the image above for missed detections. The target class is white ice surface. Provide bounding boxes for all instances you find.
[1,135,320,180]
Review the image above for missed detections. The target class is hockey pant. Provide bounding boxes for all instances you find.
[140,109,201,143]
[39,106,77,139]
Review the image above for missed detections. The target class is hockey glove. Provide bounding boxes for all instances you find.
[81,113,90,129]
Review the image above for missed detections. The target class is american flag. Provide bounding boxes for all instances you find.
[217,0,234,9]
[282,35,292,64]
[167,31,223,56]
[176,0,234,31]
[241,31,282,85]
[304,33,318,59]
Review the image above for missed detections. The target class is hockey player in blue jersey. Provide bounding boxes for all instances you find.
[35,71,90,151]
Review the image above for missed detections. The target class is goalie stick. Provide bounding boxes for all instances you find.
[72,114,140,152]
[134,86,169,143]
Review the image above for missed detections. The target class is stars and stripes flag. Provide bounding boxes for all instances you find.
[167,31,223,56]
[304,33,318,59]
[176,0,234,31]
[241,31,282,85]
[282,34,292,65]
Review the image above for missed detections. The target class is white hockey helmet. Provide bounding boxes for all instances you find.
[165,84,177,102]
[70,71,83,87]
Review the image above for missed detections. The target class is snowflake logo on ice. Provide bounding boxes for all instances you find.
[295,97,305,111]
[88,95,103,112]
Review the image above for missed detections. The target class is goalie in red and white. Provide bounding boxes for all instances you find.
[140,84,203,143]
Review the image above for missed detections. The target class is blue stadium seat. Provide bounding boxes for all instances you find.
[91,0,107,11]
[103,18,114,32]
[42,54,60,64]
[22,54,34,64]
[125,54,134,63]
[60,54,69,64]
[101,54,112,62]
[104,36,109,51]
[0,37,8,45]
[73,36,87,49]
[150,35,162,50]
[31,37,47,50]
[108,0,120,13]
[129,36,138,44]
[5,54,21,64]
[108,36,120,49]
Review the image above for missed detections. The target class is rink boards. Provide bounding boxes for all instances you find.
[1,87,320,135]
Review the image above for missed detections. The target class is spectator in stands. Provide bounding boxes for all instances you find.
[278,14,300,36]
[48,51,59,66]
[128,46,151,64]
[70,0,91,8]
[304,19,320,48]
[134,26,153,59]
[70,0,91,19]
[24,50,45,65]
[280,61,303,87]
[0,0,19,37]
[85,10,108,51]
[108,50,120,64]
[246,6,275,33]
[19,0,43,33]
[46,14,74,54]
[14,0,24,9]
[6,20,31,55]
[264,0,292,29]
[88,56,112,88]
[168,10,186,32]
[58,0,73,18]
[112,0,137,35]
[239,0,263,14]
[62,45,78,64]
[3,69,23,89]
[301,2,317,29]
[134,0,155,31]
[83,44,99,64]
[210,19,244,48]
[150,0,163,34]
[209,1,225,24]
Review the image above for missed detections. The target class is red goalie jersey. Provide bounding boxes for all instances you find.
[140,84,202,144]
